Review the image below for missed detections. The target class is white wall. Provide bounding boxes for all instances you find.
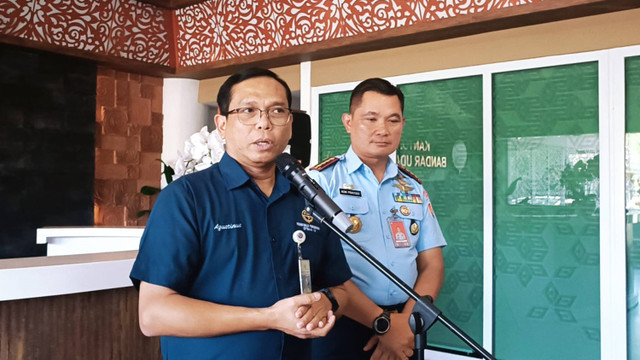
[162,78,212,186]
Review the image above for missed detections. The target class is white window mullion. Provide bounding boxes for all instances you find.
[482,71,494,354]
[599,49,628,360]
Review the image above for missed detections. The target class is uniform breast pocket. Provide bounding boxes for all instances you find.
[334,195,369,216]
[334,195,371,241]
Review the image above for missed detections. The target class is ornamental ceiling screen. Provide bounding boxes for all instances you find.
[0,0,542,70]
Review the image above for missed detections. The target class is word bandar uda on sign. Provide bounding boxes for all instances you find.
[397,140,448,168]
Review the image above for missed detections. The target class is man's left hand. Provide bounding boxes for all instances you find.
[294,290,333,331]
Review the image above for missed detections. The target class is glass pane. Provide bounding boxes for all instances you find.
[318,91,351,160]
[398,76,484,353]
[626,55,640,360]
[493,62,600,360]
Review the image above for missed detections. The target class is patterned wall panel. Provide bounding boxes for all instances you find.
[493,62,600,360]
[173,0,543,67]
[397,76,484,351]
[0,0,544,69]
[0,0,171,66]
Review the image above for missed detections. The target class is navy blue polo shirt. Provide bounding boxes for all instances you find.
[130,153,352,360]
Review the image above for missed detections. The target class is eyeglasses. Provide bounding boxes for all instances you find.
[226,106,292,126]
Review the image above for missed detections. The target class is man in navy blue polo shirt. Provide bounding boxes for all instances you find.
[130,68,352,360]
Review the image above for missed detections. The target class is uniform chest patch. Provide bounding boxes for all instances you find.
[339,188,362,197]
[393,193,423,204]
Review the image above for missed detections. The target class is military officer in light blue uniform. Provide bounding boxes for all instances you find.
[309,78,446,360]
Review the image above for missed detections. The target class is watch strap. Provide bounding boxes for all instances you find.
[319,288,339,312]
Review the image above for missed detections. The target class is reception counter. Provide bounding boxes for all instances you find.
[0,250,137,301]
[0,227,159,359]
[1,226,143,301]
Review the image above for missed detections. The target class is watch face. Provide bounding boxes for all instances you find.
[374,315,390,334]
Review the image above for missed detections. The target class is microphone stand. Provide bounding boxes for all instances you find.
[305,204,496,360]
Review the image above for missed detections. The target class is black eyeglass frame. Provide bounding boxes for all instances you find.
[226,106,292,126]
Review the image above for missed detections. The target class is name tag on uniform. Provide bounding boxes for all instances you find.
[339,188,362,197]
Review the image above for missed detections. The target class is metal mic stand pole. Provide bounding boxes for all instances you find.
[305,204,496,360]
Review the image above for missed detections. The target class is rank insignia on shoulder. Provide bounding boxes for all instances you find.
[397,164,422,184]
[310,156,339,171]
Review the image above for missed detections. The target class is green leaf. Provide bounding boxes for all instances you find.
[163,165,175,185]
[137,210,151,218]
[157,159,175,184]
[140,186,161,196]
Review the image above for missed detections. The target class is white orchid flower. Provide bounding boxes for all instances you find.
[168,126,226,182]
[208,129,225,163]
[188,129,209,162]
[173,154,187,180]
[181,142,194,162]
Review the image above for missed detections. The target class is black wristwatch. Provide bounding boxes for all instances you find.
[319,288,339,312]
[373,310,391,335]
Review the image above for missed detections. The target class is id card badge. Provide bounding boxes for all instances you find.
[298,258,312,294]
[293,230,312,294]
[388,217,410,248]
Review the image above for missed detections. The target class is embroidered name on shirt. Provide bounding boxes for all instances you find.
[339,188,362,197]
[214,223,242,231]
[296,222,320,233]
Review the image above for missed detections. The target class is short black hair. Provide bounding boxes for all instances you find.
[349,78,404,113]
[216,67,292,115]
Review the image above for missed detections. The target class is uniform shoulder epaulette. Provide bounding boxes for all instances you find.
[397,164,422,184]
[310,156,339,171]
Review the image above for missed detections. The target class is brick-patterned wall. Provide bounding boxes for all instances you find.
[94,67,163,226]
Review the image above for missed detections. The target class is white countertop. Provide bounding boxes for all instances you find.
[37,226,144,256]
[0,227,145,301]
[0,250,138,301]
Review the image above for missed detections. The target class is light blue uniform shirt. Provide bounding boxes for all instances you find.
[308,146,446,305]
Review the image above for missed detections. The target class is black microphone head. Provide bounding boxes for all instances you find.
[276,153,301,174]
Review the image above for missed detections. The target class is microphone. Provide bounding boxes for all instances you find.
[276,153,353,233]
